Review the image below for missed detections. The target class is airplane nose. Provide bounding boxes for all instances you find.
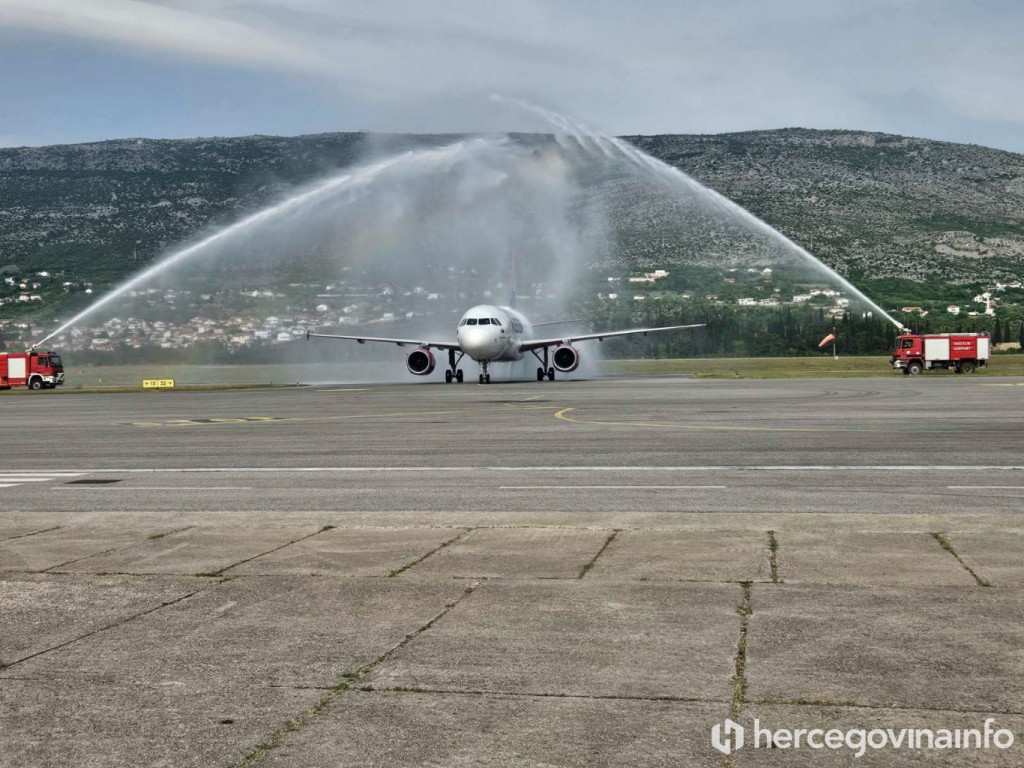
[459,328,503,358]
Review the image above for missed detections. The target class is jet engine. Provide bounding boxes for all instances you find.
[552,345,580,373]
[406,347,436,376]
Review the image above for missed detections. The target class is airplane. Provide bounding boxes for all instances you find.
[307,303,703,383]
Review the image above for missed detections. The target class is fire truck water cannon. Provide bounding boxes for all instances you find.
[891,332,989,376]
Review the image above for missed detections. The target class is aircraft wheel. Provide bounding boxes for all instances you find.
[485,374,491,384]
[456,369,463,383]
[537,367,545,381]
[445,370,453,383]
[479,374,485,384]
[547,368,555,381]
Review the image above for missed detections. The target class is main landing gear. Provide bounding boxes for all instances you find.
[530,348,555,381]
[445,349,465,384]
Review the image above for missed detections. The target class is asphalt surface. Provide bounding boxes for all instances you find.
[2,375,1024,766]
[3,375,1024,513]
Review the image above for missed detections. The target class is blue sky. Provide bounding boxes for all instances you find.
[1,0,1022,152]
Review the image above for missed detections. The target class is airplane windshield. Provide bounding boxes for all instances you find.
[466,319,477,325]
[478,318,490,325]
[491,318,501,326]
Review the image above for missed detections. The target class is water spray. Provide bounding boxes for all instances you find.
[492,95,907,333]
[30,139,499,349]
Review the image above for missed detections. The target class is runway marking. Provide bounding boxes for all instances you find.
[128,405,560,428]
[315,388,371,393]
[948,486,1024,490]
[18,465,1024,473]
[499,485,727,490]
[553,407,886,433]
[0,472,85,490]
[64,486,253,491]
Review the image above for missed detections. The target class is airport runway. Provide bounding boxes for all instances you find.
[3,376,1024,766]
[2,375,1024,514]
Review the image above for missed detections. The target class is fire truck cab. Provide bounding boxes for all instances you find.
[0,350,66,390]
[891,332,989,375]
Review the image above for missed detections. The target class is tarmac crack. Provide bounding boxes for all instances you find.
[210,525,336,576]
[930,532,991,587]
[40,525,194,573]
[732,582,753,719]
[578,529,620,579]
[360,685,727,705]
[767,530,781,583]
[386,527,473,577]
[228,580,482,768]
[0,581,219,671]
[0,525,60,544]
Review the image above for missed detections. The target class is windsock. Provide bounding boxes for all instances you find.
[818,333,836,348]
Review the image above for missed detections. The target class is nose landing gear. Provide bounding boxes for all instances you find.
[479,361,491,384]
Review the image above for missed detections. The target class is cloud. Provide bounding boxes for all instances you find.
[0,0,332,75]
[1,0,1022,147]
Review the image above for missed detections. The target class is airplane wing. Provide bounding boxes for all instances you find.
[519,323,704,352]
[306,331,461,350]
[532,319,582,328]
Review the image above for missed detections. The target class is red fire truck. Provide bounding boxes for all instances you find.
[0,350,65,390]
[891,332,990,375]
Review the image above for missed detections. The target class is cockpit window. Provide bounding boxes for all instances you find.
[491,318,501,326]
[478,318,490,325]
[466,318,477,326]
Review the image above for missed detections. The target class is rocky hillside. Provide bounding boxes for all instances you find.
[627,129,1024,282]
[2,128,1023,294]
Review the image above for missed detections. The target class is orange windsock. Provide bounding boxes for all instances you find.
[818,333,836,348]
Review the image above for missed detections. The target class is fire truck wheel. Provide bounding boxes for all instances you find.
[29,379,43,390]
[960,361,975,374]
[907,362,923,375]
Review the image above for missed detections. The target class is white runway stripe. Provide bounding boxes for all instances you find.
[500,485,727,490]
[0,472,84,490]
[14,465,1024,474]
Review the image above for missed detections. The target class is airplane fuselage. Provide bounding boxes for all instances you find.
[456,304,533,363]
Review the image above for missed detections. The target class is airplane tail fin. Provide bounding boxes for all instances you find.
[508,248,518,309]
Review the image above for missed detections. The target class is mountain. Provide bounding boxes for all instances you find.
[626,129,1024,282]
[1,128,1023,308]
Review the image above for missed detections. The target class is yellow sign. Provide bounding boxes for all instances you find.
[142,379,175,389]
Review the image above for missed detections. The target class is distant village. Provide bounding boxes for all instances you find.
[601,267,853,319]
[2,263,1020,353]
[897,283,1023,318]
